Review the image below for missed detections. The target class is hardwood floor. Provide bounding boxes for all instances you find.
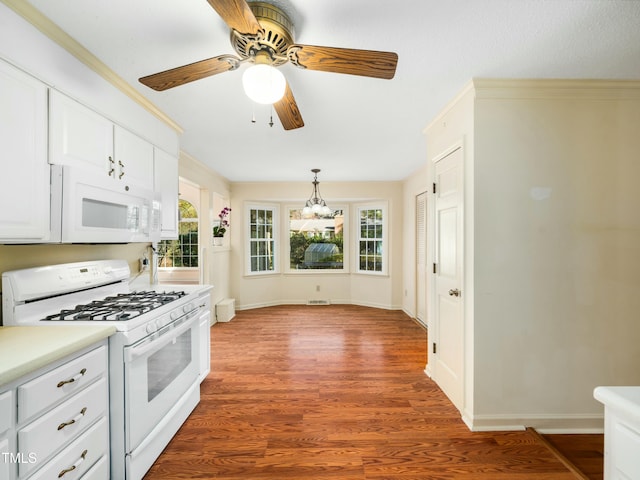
[145,305,600,479]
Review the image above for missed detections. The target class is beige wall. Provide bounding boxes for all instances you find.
[423,79,640,431]
[473,80,640,430]
[229,180,404,310]
[178,152,231,307]
[0,243,150,293]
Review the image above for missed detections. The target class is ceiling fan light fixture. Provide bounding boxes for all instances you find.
[242,64,286,104]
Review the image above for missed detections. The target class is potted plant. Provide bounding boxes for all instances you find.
[213,207,231,246]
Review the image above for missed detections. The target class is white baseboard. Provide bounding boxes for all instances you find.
[463,412,604,433]
[236,300,404,311]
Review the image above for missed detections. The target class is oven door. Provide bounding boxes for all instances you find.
[123,309,200,452]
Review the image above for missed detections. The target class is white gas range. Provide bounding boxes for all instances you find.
[2,259,212,480]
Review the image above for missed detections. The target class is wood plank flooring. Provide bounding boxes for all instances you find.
[145,305,598,479]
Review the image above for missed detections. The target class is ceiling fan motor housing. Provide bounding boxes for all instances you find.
[231,2,295,66]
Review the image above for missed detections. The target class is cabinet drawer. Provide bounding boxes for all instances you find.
[25,416,108,480]
[18,377,107,476]
[0,390,13,435]
[18,345,106,422]
[1,435,14,480]
[79,455,109,480]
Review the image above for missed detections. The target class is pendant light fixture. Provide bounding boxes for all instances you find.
[302,169,332,217]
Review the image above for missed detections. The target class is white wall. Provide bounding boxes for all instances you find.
[229,180,404,310]
[424,85,477,420]
[424,79,640,431]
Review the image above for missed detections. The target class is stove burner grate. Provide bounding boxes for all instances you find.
[42,290,187,322]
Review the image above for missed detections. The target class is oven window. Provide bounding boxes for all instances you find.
[147,329,192,402]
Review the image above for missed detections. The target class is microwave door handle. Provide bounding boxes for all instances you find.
[124,309,200,362]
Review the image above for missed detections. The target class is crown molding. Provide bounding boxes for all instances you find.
[2,0,183,134]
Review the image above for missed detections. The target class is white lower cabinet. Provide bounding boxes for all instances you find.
[594,386,640,480]
[26,418,108,480]
[0,342,109,480]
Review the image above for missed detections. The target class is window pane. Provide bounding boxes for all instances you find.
[159,200,199,270]
[358,207,384,273]
[288,208,344,270]
[249,207,277,273]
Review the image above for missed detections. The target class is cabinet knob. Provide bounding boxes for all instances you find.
[448,288,461,297]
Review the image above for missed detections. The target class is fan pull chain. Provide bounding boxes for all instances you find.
[269,105,274,127]
[251,107,256,124]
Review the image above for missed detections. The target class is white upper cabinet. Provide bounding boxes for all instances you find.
[114,125,154,190]
[0,60,51,243]
[153,148,179,239]
[50,90,154,191]
[49,90,113,176]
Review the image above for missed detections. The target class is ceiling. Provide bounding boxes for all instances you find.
[24,0,640,183]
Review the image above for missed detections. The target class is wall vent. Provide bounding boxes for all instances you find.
[307,299,331,306]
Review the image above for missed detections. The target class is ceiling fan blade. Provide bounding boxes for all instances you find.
[288,45,398,80]
[273,82,304,131]
[139,55,241,91]
[206,0,261,35]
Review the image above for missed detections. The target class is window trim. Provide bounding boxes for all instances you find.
[245,202,280,276]
[354,201,388,276]
[284,204,350,274]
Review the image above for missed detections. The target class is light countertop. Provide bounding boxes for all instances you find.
[0,325,116,387]
[594,386,640,424]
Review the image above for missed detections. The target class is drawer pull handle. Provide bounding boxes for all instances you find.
[58,449,87,478]
[57,407,87,430]
[57,368,87,388]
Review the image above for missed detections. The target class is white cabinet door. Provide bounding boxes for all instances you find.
[114,125,154,191]
[153,148,179,239]
[198,308,211,382]
[0,60,50,242]
[49,90,114,178]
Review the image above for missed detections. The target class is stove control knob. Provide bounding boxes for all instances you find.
[170,311,179,320]
[146,322,157,334]
[183,303,193,313]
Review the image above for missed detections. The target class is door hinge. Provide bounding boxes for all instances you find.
[432,263,437,274]
[432,342,437,354]
[432,182,437,194]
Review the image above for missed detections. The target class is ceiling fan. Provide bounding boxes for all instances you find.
[138,0,398,130]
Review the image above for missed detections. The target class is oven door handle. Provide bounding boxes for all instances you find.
[124,308,200,362]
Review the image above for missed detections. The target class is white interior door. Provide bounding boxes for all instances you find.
[431,147,464,411]
[416,192,427,325]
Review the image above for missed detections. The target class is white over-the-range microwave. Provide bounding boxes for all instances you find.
[48,164,161,243]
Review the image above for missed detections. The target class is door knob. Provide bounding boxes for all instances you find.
[448,288,461,297]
